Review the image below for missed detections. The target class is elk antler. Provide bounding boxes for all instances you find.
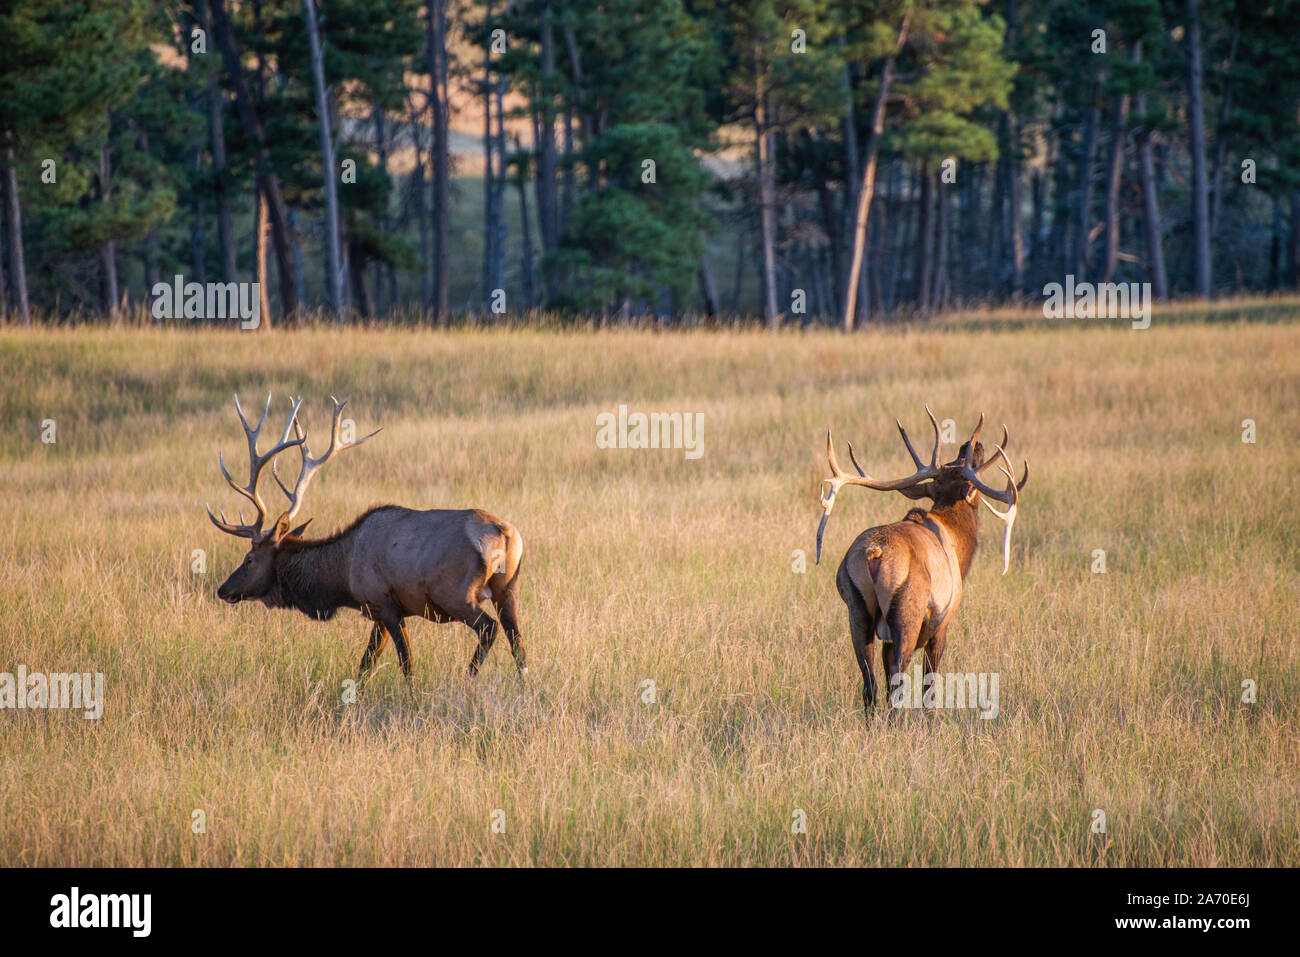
[816,406,944,564]
[269,395,381,530]
[207,393,306,539]
[955,428,1029,574]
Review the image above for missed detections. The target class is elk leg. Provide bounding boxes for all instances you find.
[381,614,413,681]
[492,581,527,676]
[466,610,500,677]
[923,626,948,684]
[838,570,877,714]
[922,625,948,723]
[882,600,923,719]
[357,622,389,685]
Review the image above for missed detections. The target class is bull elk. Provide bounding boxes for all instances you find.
[206,394,526,684]
[815,409,1027,716]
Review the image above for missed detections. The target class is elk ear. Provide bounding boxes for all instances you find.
[269,515,302,543]
[288,519,312,539]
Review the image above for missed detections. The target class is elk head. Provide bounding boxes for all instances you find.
[206,394,380,604]
[815,407,1028,573]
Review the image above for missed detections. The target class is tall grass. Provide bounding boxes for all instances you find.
[1,309,1296,865]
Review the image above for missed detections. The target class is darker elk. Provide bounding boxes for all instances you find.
[815,409,1027,716]
[206,394,526,683]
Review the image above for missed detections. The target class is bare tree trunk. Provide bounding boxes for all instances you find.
[256,190,271,329]
[1072,79,1100,280]
[3,146,28,325]
[754,53,779,330]
[933,176,949,310]
[482,5,496,310]
[1133,42,1168,301]
[99,139,119,319]
[915,164,934,313]
[729,237,745,315]
[514,138,536,309]
[1186,0,1212,299]
[200,0,236,285]
[0,171,10,323]
[1288,190,1300,288]
[409,92,431,309]
[536,0,559,304]
[303,0,342,320]
[494,70,508,302]
[211,0,299,322]
[561,107,574,230]
[842,14,909,331]
[1101,82,1130,283]
[426,0,450,321]
[699,254,718,318]
[1001,0,1024,296]
[1209,7,1239,241]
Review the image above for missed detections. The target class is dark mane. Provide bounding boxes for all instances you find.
[280,504,401,552]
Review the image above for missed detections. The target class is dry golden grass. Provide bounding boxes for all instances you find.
[1,306,1297,866]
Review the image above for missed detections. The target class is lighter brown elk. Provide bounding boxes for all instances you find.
[206,394,526,684]
[815,409,1027,716]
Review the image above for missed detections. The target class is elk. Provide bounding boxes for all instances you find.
[815,409,1027,716]
[206,394,526,684]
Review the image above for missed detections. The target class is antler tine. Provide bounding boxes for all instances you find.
[275,396,382,527]
[206,503,259,538]
[967,411,985,447]
[845,441,868,477]
[923,404,940,467]
[959,443,1017,503]
[817,419,944,565]
[977,460,1020,575]
[977,424,1010,472]
[210,393,307,538]
[896,417,924,468]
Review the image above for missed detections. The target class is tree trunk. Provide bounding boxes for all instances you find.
[1288,190,1300,288]
[1209,7,1239,241]
[99,138,120,319]
[1186,0,1212,299]
[842,16,909,331]
[515,139,536,309]
[1133,42,1168,301]
[915,164,934,313]
[409,93,431,309]
[699,254,718,318]
[200,0,237,285]
[754,52,779,330]
[729,238,745,315]
[211,0,299,322]
[303,0,342,320]
[3,147,28,325]
[536,1,559,303]
[494,71,508,303]
[256,190,271,329]
[426,0,450,321]
[1101,83,1130,284]
[933,176,949,311]
[1072,79,1100,280]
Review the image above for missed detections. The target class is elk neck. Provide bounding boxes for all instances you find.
[270,531,359,621]
[923,498,980,580]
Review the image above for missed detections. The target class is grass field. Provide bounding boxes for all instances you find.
[1,302,1297,866]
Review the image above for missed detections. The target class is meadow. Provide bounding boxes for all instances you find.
[1,301,1297,866]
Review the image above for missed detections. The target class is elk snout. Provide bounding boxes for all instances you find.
[216,577,241,604]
